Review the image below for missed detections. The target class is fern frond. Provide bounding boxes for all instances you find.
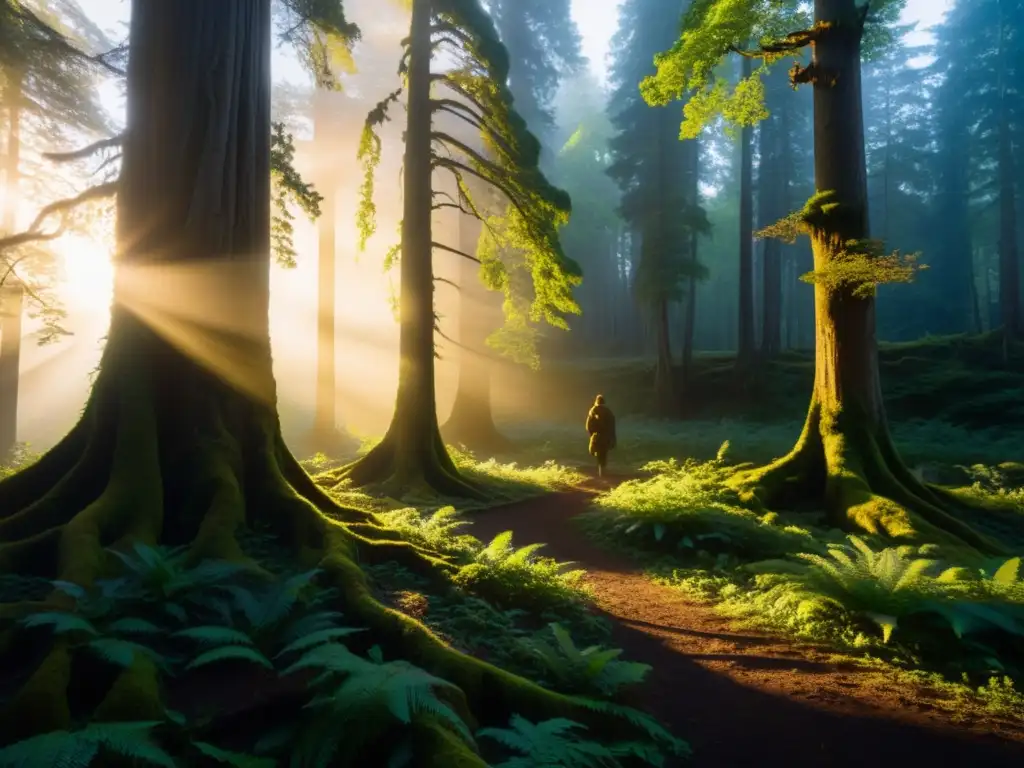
[174,626,255,646]
[20,611,98,636]
[192,741,276,768]
[187,645,273,670]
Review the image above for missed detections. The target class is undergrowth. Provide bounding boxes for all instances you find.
[579,443,1024,701]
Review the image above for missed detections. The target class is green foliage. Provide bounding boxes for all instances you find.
[0,722,174,768]
[639,0,907,137]
[589,444,821,561]
[355,0,582,364]
[798,538,1024,644]
[277,643,476,764]
[528,623,651,697]
[479,715,674,768]
[272,0,359,88]
[270,121,323,268]
[454,530,588,613]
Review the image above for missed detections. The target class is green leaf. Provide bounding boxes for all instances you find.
[174,626,255,646]
[276,627,366,658]
[653,523,666,542]
[20,611,98,635]
[193,741,276,768]
[187,645,273,671]
[108,618,164,635]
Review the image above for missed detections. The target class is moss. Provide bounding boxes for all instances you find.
[94,657,164,723]
[1,642,72,742]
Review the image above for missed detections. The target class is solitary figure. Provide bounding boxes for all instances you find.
[585,394,617,477]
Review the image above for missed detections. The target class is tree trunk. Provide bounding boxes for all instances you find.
[335,0,479,497]
[653,297,676,415]
[736,54,756,367]
[305,91,355,456]
[759,74,783,357]
[996,3,1020,339]
[0,70,24,460]
[731,0,1001,553]
[0,0,620,750]
[441,211,509,452]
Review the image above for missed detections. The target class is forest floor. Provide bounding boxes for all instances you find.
[464,471,1024,768]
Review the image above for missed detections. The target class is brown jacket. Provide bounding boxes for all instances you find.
[586,403,617,455]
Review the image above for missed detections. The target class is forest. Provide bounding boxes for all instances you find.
[0,0,1022,765]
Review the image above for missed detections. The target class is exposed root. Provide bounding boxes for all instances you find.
[332,431,487,501]
[730,402,1006,555]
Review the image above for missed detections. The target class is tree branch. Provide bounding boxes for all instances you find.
[432,241,480,263]
[0,181,118,253]
[433,276,461,291]
[43,133,125,163]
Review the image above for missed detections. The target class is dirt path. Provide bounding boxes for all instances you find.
[465,479,1024,768]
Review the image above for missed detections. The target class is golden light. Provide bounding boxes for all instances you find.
[54,233,115,313]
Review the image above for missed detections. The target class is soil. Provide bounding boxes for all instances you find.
[464,473,1024,768]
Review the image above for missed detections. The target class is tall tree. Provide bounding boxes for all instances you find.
[442,0,582,449]
[935,0,1024,340]
[337,0,579,495]
[644,0,1000,551]
[487,0,583,151]
[608,0,706,416]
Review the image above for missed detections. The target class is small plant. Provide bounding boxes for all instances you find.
[453,531,588,613]
[798,537,1024,644]
[261,643,476,766]
[528,623,650,696]
[479,715,674,768]
[0,721,175,768]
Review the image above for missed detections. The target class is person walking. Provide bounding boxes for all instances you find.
[585,394,616,477]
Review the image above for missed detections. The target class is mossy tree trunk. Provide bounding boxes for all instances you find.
[333,0,480,498]
[0,70,24,460]
[0,1,620,751]
[732,0,1003,555]
[441,212,509,453]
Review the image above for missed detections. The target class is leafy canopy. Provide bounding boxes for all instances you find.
[639,0,906,138]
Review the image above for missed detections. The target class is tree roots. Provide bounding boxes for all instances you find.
[729,401,1007,556]
[325,428,487,501]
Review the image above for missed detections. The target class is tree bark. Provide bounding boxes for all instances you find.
[731,0,1001,553]
[0,70,24,459]
[334,0,479,497]
[736,54,756,367]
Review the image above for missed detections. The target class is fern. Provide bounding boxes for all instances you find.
[528,623,650,696]
[479,715,675,767]
[192,741,276,768]
[283,642,476,765]
[186,645,274,670]
[0,722,175,768]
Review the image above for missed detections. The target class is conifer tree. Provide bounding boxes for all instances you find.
[443,0,583,450]
[337,0,580,495]
[643,0,1002,551]
[607,0,706,416]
